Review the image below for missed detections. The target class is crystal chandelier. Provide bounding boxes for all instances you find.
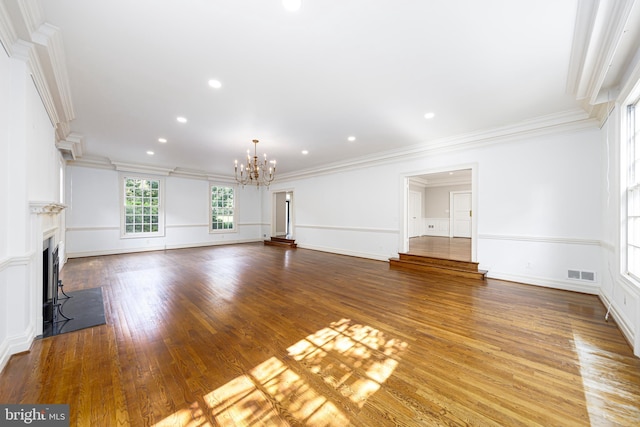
[234,139,276,187]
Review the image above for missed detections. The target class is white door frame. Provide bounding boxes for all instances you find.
[271,189,295,238]
[400,165,478,261]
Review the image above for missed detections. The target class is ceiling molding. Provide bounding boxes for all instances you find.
[0,0,75,142]
[31,22,75,123]
[277,109,598,183]
[66,155,114,171]
[568,0,638,105]
[0,2,17,57]
[16,0,44,35]
[111,161,175,176]
[65,108,598,185]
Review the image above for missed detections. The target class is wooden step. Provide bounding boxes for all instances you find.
[264,236,297,248]
[389,253,487,280]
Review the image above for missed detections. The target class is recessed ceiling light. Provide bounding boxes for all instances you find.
[301,150,309,155]
[158,138,167,143]
[147,151,154,155]
[208,79,222,89]
[177,116,187,123]
[424,112,435,119]
[282,0,302,11]
[348,136,356,142]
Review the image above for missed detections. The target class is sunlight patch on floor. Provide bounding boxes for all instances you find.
[573,331,640,426]
[153,319,408,426]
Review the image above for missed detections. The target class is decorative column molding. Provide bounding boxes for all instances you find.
[29,201,66,215]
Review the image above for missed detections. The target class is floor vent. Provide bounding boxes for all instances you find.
[568,270,596,282]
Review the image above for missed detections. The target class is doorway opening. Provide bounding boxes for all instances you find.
[403,168,475,262]
[272,190,294,239]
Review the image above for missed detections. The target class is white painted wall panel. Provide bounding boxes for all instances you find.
[65,167,263,257]
[26,80,58,202]
[1,54,60,370]
[0,50,9,260]
[478,130,601,239]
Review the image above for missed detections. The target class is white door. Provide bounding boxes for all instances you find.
[451,192,471,238]
[409,191,422,238]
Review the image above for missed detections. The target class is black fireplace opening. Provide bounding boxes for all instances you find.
[42,241,59,325]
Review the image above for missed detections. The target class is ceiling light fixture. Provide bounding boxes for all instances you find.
[234,139,276,187]
[424,112,435,119]
[177,116,187,123]
[158,138,167,143]
[208,79,222,89]
[301,150,309,155]
[282,0,302,12]
[147,151,154,155]
[348,136,356,142]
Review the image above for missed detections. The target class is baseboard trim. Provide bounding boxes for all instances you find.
[67,239,262,258]
[486,271,599,294]
[0,323,36,374]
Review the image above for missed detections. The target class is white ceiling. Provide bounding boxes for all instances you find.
[37,0,584,177]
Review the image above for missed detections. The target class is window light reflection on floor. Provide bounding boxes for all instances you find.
[153,319,408,426]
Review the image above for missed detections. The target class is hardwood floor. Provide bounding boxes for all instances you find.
[409,236,471,262]
[1,243,639,426]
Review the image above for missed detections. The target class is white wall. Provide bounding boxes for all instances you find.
[265,126,602,295]
[65,166,263,257]
[0,50,62,371]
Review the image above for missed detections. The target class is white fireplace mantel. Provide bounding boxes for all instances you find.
[29,201,67,215]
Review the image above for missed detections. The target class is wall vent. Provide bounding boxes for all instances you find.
[580,271,596,281]
[568,269,596,282]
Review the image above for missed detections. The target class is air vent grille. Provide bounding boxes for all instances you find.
[568,270,596,282]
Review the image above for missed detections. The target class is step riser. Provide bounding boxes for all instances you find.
[397,253,479,272]
[264,240,297,248]
[389,260,486,280]
[270,238,296,244]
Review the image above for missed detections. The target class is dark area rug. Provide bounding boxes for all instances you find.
[43,287,106,338]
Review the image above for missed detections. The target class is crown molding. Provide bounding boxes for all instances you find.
[277,109,598,182]
[31,22,75,124]
[568,0,638,105]
[0,0,75,142]
[65,109,597,185]
[0,2,17,57]
[66,155,113,170]
[111,161,175,176]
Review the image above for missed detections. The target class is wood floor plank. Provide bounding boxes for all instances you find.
[1,243,639,426]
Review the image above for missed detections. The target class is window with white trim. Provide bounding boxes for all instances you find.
[210,185,236,232]
[627,100,640,280]
[121,176,164,237]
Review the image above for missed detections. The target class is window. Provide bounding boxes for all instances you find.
[121,176,164,237]
[627,101,640,280]
[210,185,236,232]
